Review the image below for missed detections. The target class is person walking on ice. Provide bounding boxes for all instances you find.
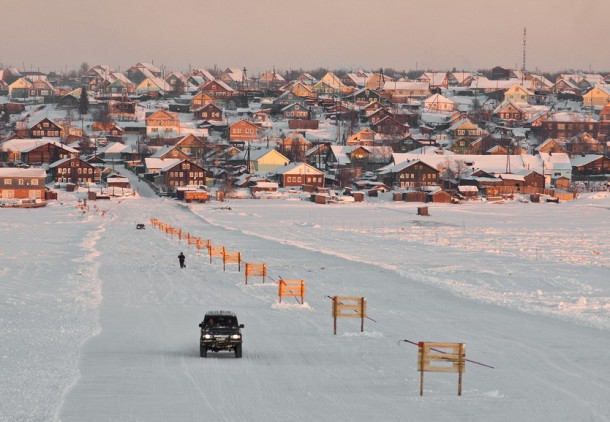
[178,252,186,268]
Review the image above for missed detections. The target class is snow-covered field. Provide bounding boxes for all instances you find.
[2,177,610,421]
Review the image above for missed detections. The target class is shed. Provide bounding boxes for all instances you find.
[427,189,452,203]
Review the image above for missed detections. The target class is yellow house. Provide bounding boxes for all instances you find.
[290,82,314,97]
[582,86,610,108]
[321,72,345,90]
[136,77,171,95]
[504,84,533,104]
[230,147,290,172]
[191,91,215,111]
[8,77,33,97]
[346,128,376,146]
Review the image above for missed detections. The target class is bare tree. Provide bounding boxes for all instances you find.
[439,158,469,182]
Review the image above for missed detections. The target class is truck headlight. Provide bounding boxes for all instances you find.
[230,334,241,340]
[203,334,212,339]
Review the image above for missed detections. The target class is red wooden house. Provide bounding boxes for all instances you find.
[228,120,258,142]
[157,160,206,189]
[29,118,63,138]
[0,168,47,200]
[49,157,100,184]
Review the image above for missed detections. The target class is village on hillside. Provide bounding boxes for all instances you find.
[1,63,609,207]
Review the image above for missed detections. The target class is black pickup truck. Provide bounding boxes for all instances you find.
[199,311,244,358]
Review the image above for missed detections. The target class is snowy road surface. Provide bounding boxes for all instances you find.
[2,181,610,421]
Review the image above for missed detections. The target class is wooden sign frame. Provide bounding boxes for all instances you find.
[331,296,366,335]
[223,251,241,272]
[278,279,305,304]
[244,263,266,284]
[196,239,210,255]
[417,342,465,396]
[208,245,225,264]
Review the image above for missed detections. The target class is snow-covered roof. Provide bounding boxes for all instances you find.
[570,154,603,167]
[382,81,429,91]
[1,138,78,154]
[0,168,46,178]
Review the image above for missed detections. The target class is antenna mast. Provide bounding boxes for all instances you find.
[522,27,527,72]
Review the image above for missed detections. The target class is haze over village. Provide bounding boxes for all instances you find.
[2,1,610,421]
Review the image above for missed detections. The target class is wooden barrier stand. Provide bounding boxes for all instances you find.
[245,263,266,284]
[278,279,305,304]
[331,296,366,335]
[208,245,225,264]
[417,342,465,396]
[196,239,210,255]
[223,251,241,272]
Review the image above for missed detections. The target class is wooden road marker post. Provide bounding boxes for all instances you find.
[331,296,366,335]
[223,251,241,272]
[244,263,266,285]
[278,279,305,304]
[208,245,225,264]
[417,342,466,396]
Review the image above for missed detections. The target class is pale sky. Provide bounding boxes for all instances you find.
[2,0,609,75]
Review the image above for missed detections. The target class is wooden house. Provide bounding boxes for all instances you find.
[365,73,392,91]
[535,139,568,154]
[228,120,258,142]
[349,146,393,171]
[29,118,63,138]
[196,103,223,121]
[448,118,484,139]
[582,86,610,108]
[0,168,47,200]
[157,160,206,189]
[136,76,171,96]
[281,103,310,120]
[228,147,289,172]
[423,93,455,112]
[173,134,207,161]
[493,100,525,121]
[344,88,381,105]
[450,138,477,154]
[30,79,55,98]
[199,80,235,98]
[503,84,533,104]
[541,112,598,139]
[274,162,325,188]
[312,81,340,95]
[23,140,77,165]
[289,82,314,98]
[145,109,181,137]
[346,128,376,146]
[150,145,190,161]
[49,157,100,184]
[362,100,385,115]
[420,72,449,90]
[366,108,391,124]
[8,77,33,98]
[191,91,215,111]
[380,159,440,188]
[371,116,409,137]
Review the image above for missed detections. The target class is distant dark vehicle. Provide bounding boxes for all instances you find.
[199,311,244,358]
[136,224,145,229]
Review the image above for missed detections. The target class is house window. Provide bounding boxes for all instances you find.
[18,179,24,185]
[5,178,12,185]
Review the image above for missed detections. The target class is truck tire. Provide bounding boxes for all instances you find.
[200,345,207,358]
[235,344,242,358]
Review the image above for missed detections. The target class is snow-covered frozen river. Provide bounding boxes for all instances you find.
[2,181,609,421]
